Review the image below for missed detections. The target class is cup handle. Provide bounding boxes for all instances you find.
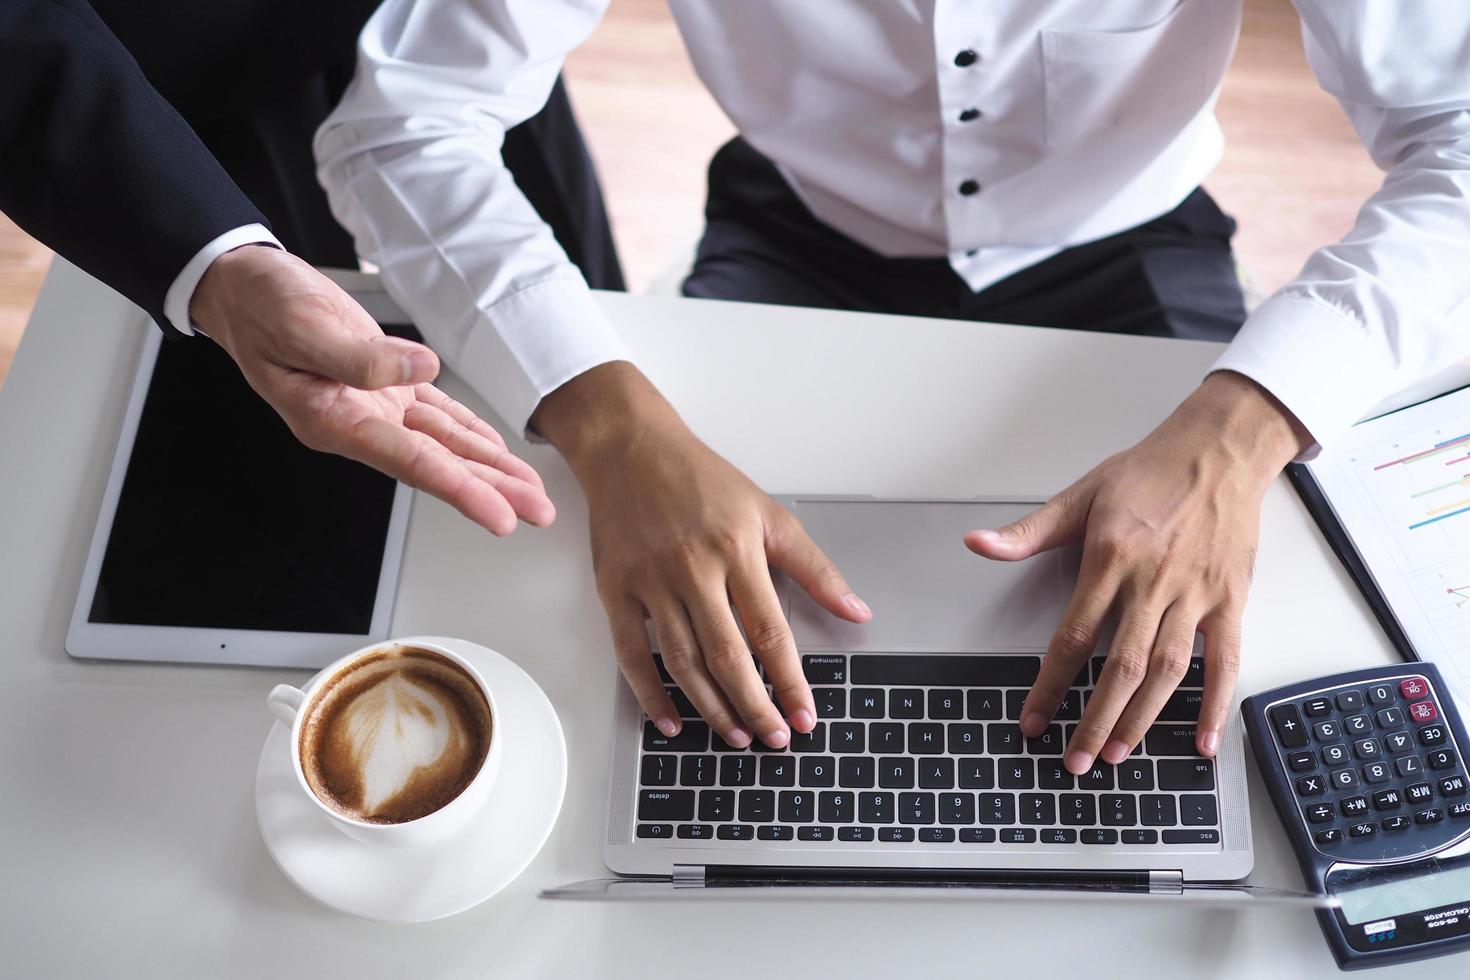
[267,684,306,727]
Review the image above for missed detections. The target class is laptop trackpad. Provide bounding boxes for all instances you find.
[784,499,1075,652]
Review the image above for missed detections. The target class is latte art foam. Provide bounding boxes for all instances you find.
[299,647,492,824]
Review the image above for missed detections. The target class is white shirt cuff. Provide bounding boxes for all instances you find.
[162,224,282,336]
[454,277,633,440]
[1210,292,1394,460]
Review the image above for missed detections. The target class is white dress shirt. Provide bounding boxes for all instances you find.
[313,0,1470,449]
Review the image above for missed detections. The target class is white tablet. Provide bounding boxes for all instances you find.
[66,318,412,669]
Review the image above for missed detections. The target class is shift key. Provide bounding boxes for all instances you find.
[1146,725,1199,756]
[1159,690,1203,722]
[638,789,695,821]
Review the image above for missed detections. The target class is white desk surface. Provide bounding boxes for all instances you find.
[0,260,1432,978]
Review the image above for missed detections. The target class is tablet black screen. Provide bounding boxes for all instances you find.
[88,333,397,634]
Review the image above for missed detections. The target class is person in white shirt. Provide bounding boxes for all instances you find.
[314,0,1470,778]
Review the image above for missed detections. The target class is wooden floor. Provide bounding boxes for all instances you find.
[0,0,1382,388]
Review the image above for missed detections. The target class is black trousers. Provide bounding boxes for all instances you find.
[93,0,624,289]
[683,138,1245,342]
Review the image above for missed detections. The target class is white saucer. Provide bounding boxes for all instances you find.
[255,636,567,922]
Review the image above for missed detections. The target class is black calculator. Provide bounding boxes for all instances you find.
[1243,663,1470,970]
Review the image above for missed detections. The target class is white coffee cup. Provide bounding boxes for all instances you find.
[267,639,501,848]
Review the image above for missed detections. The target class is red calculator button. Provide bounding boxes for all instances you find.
[1400,677,1429,700]
[1409,700,1439,724]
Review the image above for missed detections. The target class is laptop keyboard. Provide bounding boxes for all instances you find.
[634,652,1221,847]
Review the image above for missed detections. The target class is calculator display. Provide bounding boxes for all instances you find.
[1333,856,1470,924]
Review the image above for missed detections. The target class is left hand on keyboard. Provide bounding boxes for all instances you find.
[964,371,1310,774]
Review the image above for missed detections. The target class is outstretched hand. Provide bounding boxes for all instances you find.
[192,245,553,535]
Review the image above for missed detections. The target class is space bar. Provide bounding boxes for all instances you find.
[850,654,1041,687]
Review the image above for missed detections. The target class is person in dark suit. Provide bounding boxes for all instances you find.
[0,0,623,536]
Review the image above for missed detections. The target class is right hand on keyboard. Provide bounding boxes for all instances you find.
[532,362,873,749]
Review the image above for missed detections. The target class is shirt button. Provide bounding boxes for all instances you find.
[958,179,980,196]
[954,49,978,68]
[958,108,981,123]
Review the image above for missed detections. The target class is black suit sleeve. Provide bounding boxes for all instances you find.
[0,0,269,333]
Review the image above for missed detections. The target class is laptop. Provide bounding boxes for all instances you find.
[546,497,1324,905]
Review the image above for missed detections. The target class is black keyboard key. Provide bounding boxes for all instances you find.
[1025,725,1065,756]
[760,755,796,786]
[1055,690,1083,720]
[1429,748,1457,770]
[839,756,875,788]
[678,823,714,840]
[799,756,836,787]
[968,689,1004,720]
[1373,788,1402,811]
[890,689,925,718]
[1042,828,1078,844]
[652,655,674,683]
[1419,724,1447,747]
[643,720,709,752]
[1366,683,1395,706]
[802,655,847,684]
[1385,731,1413,754]
[1081,829,1118,845]
[639,790,695,821]
[1376,707,1404,730]
[940,792,976,824]
[790,725,826,753]
[1119,760,1154,791]
[819,791,855,823]
[1441,775,1468,797]
[1406,781,1434,804]
[947,723,984,754]
[1314,720,1341,742]
[908,722,945,754]
[1180,794,1219,826]
[1005,690,1028,721]
[641,754,678,786]
[839,826,874,842]
[1181,658,1205,689]
[1159,759,1214,791]
[721,755,756,787]
[879,756,916,788]
[1382,815,1412,832]
[1021,793,1056,824]
[681,755,717,787]
[960,828,997,843]
[1348,821,1377,839]
[1343,714,1371,736]
[638,823,673,839]
[851,653,1039,687]
[1145,725,1199,756]
[778,791,815,823]
[859,792,895,823]
[1141,795,1177,826]
[1060,794,1096,826]
[717,824,754,841]
[700,790,735,822]
[1077,764,1114,791]
[959,757,995,789]
[870,723,905,754]
[1160,690,1203,722]
[812,689,845,720]
[879,827,915,842]
[1270,702,1305,746]
[1416,808,1445,826]
[1305,802,1335,823]
[1163,829,1220,844]
[711,733,748,752]
[1362,761,1392,784]
[1337,690,1364,712]
[928,689,964,719]
[665,686,698,718]
[1287,750,1317,773]
[1123,829,1158,844]
[738,790,775,822]
[1397,756,1424,778]
[919,828,955,843]
[919,757,956,789]
[1353,738,1382,760]
[1000,828,1036,843]
[1091,656,1108,685]
[830,722,865,753]
[850,689,885,718]
[1450,801,1470,819]
[1100,795,1137,826]
[1038,759,1074,790]
[1321,744,1349,766]
[979,793,1016,824]
[1295,774,1325,796]
[1315,827,1343,846]
[998,758,1035,789]
[757,825,793,841]
[988,724,1023,754]
[898,792,936,824]
[1340,795,1369,817]
[1329,767,1358,790]
[1302,697,1331,718]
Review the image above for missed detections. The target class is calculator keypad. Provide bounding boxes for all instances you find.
[1268,675,1470,862]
